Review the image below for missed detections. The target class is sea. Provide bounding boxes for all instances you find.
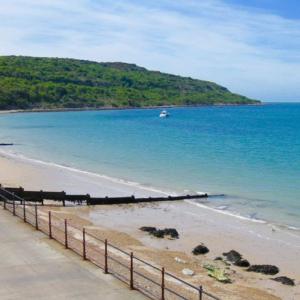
[0,103,299,230]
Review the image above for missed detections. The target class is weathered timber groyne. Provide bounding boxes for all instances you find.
[0,186,208,206]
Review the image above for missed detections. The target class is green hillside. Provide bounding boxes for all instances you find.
[0,56,259,110]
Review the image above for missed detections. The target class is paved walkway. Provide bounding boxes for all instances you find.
[0,208,146,300]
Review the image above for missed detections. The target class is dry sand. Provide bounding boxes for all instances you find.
[0,151,299,299]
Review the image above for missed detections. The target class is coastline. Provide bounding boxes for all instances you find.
[0,102,263,115]
[0,150,169,197]
[0,150,299,299]
[1,148,298,232]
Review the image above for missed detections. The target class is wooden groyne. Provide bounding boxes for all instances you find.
[0,186,208,206]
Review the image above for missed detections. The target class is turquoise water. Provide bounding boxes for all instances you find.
[0,104,300,228]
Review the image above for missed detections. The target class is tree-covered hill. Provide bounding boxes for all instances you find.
[0,56,259,110]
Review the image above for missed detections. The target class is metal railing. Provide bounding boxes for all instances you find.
[0,189,220,300]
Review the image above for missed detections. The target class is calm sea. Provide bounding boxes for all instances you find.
[0,104,299,229]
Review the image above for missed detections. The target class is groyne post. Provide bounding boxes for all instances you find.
[3,198,6,210]
[130,252,134,290]
[62,191,66,207]
[104,239,108,274]
[13,200,15,216]
[86,194,90,206]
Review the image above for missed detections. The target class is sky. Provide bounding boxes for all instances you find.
[0,0,300,102]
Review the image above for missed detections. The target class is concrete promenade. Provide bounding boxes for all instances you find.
[0,208,146,300]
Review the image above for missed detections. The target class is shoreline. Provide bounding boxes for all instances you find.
[0,150,299,299]
[1,148,299,233]
[0,102,263,115]
[0,149,173,197]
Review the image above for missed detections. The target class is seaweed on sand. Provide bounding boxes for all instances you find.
[203,264,231,283]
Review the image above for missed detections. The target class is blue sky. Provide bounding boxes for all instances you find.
[224,0,300,19]
[0,0,299,102]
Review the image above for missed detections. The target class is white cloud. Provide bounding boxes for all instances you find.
[0,0,299,101]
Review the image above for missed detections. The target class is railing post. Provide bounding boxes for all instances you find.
[199,285,203,300]
[83,228,86,260]
[13,200,16,216]
[48,211,52,238]
[23,201,26,222]
[35,205,38,230]
[130,252,134,290]
[64,219,68,249]
[104,239,108,274]
[161,267,165,300]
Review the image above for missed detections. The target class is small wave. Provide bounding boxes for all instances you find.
[186,199,300,238]
[216,205,228,210]
[196,191,209,196]
[185,200,267,224]
[267,223,300,236]
[287,225,300,231]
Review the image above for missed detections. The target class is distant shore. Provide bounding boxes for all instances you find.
[0,150,298,299]
[0,102,263,115]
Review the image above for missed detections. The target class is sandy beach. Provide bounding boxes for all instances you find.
[0,151,299,299]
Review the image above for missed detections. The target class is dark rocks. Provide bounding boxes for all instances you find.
[271,276,295,286]
[152,229,165,238]
[223,250,242,263]
[247,265,279,275]
[214,257,223,261]
[214,256,231,266]
[163,228,179,239]
[139,227,179,239]
[234,259,250,268]
[192,244,209,255]
[223,251,280,273]
[223,250,250,268]
[140,226,157,233]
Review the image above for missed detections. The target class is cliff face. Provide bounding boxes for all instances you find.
[0,56,260,110]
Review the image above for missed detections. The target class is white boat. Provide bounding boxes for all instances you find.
[159,110,169,118]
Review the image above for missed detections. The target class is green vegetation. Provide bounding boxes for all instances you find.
[204,264,231,283]
[0,56,259,110]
